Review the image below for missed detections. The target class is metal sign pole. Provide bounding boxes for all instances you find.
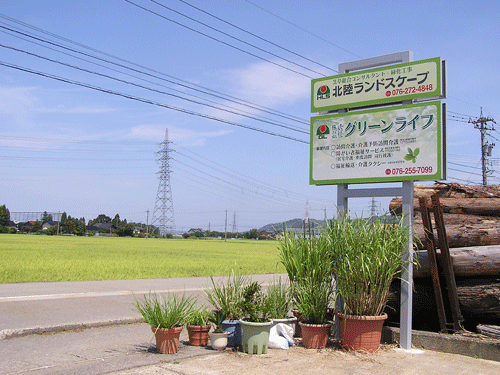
[336,51,414,350]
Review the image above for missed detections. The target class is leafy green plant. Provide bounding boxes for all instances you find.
[266,277,292,319]
[186,305,212,326]
[204,272,249,321]
[208,309,227,333]
[404,147,420,163]
[277,229,332,287]
[293,278,333,324]
[134,292,196,329]
[326,215,416,316]
[239,281,271,322]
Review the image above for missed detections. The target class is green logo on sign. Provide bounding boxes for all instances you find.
[316,125,330,139]
[317,85,330,100]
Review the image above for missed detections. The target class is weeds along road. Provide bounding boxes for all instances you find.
[0,274,284,336]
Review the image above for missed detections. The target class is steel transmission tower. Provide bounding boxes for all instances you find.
[151,129,175,236]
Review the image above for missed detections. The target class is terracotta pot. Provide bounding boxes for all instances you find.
[151,326,183,354]
[298,322,332,349]
[187,324,211,346]
[208,331,229,351]
[337,312,388,352]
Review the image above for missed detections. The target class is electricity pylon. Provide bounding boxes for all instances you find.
[151,129,175,236]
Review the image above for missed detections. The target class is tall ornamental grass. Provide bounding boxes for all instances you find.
[204,273,249,321]
[326,216,414,316]
[134,292,196,329]
[277,229,332,287]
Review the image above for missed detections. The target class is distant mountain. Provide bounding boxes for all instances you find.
[258,213,398,233]
[258,218,325,233]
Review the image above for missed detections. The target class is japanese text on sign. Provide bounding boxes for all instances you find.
[310,101,444,184]
[311,57,442,112]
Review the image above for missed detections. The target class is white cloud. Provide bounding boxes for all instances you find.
[38,104,115,114]
[229,60,311,106]
[128,124,233,145]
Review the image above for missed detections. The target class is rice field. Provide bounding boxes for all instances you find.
[0,235,285,283]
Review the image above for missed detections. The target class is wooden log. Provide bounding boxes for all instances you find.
[386,276,500,331]
[413,222,500,249]
[413,183,500,198]
[390,197,500,216]
[414,246,500,278]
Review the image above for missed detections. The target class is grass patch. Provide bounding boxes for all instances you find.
[0,235,284,283]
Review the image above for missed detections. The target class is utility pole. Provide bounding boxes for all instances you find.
[232,212,237,233]
[369,197,378,218]
[469,108,496,185]
[146,210,149,238]
[224,210,228,242]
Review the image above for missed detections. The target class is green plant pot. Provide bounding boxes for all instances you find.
[240,320,272,355]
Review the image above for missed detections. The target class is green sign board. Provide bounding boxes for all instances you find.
[311,57,443,112]
[310,101,445,185]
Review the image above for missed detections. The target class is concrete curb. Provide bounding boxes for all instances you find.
[0,317,143,340]
[382,326,500,362]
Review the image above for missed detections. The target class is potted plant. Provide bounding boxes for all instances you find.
[266,277,296,336]
[207,309,229,351]
[186,305,211,346]
[135,292,195,354]
[294,277,334,349]
[278,229,333,337]
[205,273,248,347]
[327,215,415,352]
[238,281,273,355]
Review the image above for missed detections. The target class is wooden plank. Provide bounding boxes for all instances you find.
[419,197,448,332]
[432,195,464,331]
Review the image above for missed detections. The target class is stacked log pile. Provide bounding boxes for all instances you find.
[389,182,500,249]
[387,183,500,331]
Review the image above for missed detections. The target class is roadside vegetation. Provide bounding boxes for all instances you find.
[0,235,284,283]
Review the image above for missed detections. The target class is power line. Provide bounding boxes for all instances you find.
[0,42,308,134]
[469,108,496,185]
[149,0,327,76]
[0,15,309,125]
[124,0,315,79]
[0,61,308,144]
[177,0,336,74]
[243,0,362,60]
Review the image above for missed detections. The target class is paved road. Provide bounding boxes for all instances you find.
[2,274,500,375]
[0,274,280,336]
[0,274,282,374]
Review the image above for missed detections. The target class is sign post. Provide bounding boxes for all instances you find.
[310,51,446,350]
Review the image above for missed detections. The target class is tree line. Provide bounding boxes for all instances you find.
[0,205,157,237]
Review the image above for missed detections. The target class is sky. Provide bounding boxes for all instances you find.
[1,0,499,232]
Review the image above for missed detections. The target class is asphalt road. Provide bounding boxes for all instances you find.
[0,274,282,374]
[2,274,500,375]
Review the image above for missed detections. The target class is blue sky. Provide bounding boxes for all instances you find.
[1,0,499,232]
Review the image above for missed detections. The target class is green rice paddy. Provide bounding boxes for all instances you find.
[0,235,284,283]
